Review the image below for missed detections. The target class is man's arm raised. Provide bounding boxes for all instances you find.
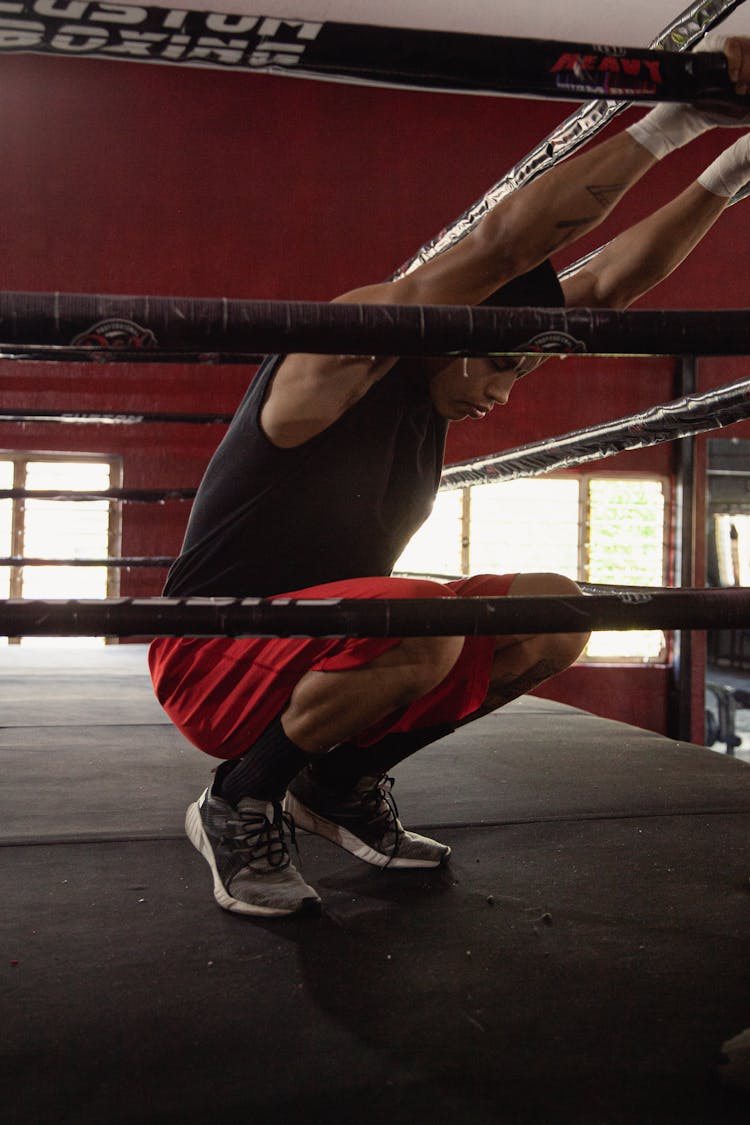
[561,131,750,310]
[263,37,750,446]
[262,131,656,446]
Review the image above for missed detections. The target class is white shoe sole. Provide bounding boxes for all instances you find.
[185,802,319,917]
[284,792,450,869]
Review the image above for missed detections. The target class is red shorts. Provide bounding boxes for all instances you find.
[148,573,516,760]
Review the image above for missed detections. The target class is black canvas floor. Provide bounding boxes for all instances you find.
[3,646,750,1124]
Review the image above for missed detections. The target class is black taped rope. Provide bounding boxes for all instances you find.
[238,27,737,103]
[0,589,747,637]
[0,10,742,105]
[1,295,750,359]
[0,346,266,365]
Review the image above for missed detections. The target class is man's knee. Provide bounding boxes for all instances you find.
[508,570,583,598]
[507,571,590,669]
[371,580,462,701]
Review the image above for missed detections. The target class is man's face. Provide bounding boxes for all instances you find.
[428,355,520,421]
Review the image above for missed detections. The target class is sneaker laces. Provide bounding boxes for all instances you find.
[358,775,403,865]
[226,801,299,871]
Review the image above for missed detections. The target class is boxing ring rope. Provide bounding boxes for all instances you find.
[0,409,233,425]
[0,488,196,502]
[0,347,268,365]
[440,373,750,488]
[195,28,736,104]
[0,588,748,638]
[2,7,743,106]
[0,557,173,568]
[0,296,749,360]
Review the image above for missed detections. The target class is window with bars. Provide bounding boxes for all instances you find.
[0,452,122,646]
[395,474,668,663]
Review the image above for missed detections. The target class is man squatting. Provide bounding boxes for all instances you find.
[150,36,750,917]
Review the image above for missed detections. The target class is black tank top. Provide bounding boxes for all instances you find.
[164,355,448,597]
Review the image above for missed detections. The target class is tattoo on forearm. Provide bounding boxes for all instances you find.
[586,182,626,208]
[547,217,593,254]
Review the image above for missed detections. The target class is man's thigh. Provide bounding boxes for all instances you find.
[357,572,518,741]
[148,575,459,758]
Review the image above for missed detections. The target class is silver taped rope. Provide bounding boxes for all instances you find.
[394,0,744,281]
[440,373,750,489]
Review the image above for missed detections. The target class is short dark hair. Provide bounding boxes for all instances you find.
[481,259,563,309]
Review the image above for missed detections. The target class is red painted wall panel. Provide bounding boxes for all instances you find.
[536,664,672,735]
[1,52,748,739]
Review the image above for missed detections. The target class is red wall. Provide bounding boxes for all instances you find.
[1,51,749,739]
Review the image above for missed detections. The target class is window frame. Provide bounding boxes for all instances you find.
[397,470,673,665]
[580,470,671,665]
[0,450,123,643]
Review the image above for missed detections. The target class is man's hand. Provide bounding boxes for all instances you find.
[697,34,750,97]
[718,37,750,95]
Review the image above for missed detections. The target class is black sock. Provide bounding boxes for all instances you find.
[309,723,455,792]
[216,716,310,804]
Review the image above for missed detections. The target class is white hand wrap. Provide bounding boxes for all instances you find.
[626,34,744,159]
[698,132,750,196]
[627,104,714,159]
[693,34,729,54]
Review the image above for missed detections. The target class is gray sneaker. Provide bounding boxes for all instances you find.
[285,769,451,869]
[185,788,322,917]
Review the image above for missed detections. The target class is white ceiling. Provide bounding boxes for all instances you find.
[144,0,750,45]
